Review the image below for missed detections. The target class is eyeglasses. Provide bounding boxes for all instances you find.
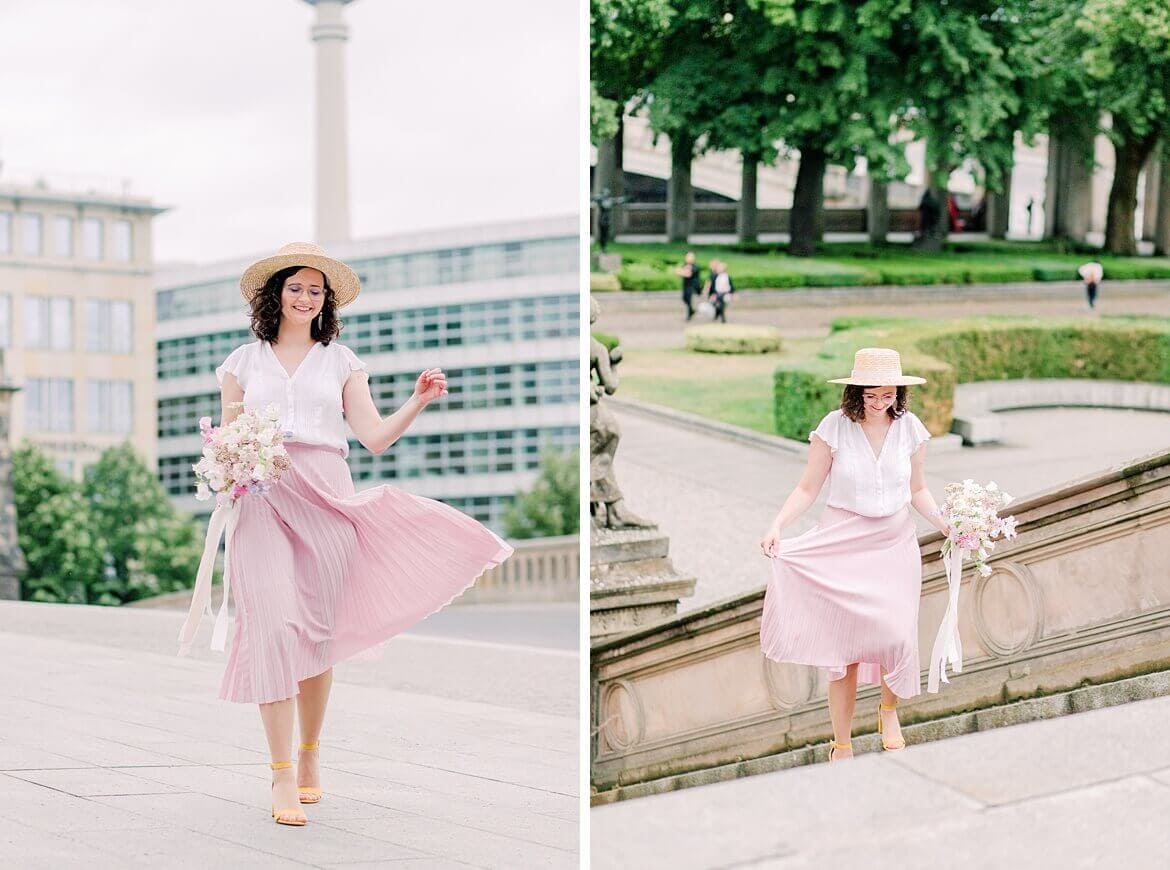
[863,394,896,405]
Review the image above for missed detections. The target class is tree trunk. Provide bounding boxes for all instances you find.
[1105,131,1159,255]
[867,177,889,244]
[1142,153,1160,241]
[593,115,625,240]
[667,132,694,242]
[789,145,826,257]
[987,162,1013,239]
[738,156,759,243]
[1044,124,1095,242]
[1155,148,1170,255]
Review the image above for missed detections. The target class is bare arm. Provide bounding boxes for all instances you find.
[342,368,448,456]
[759,434,833,556]
[219,374,245,427]
[909,443,951,536]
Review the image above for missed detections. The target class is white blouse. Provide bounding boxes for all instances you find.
[215,339,369,458]
[809,408,932,518]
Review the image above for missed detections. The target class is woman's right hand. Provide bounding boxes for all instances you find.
[759,530,781,558]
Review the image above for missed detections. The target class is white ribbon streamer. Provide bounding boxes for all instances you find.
[177,500,240,655]
[927,542,966,693]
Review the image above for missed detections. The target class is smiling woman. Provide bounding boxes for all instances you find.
[179,240,514,827]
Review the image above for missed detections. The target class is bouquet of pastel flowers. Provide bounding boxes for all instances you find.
[192,403,291,505]
[928,479,1019,693]
[179,403,291,655]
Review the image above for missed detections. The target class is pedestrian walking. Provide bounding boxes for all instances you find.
[1078,260,1103,311]
[675,251,703,321]
[708,259,735,323]
[178,242,513,826]
[758,348,950,762]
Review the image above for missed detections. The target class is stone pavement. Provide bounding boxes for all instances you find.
[591,691,1170,869]
[613,404,1170,612]
[0,601,578,868]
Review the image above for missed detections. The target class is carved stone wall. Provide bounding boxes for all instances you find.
[592,449,1170,792]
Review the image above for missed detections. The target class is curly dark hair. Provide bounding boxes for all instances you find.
[248,265,343,344]
[839,384,909,423]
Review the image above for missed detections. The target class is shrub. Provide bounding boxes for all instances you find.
[590,271,621,292]
[687,325,782,354]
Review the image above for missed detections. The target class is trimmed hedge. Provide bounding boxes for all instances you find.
[605,242,1170,292]
[686,325,782,354]
[773,319,1170,441]
[590,271,621,292]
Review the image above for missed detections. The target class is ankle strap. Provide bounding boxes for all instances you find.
[270,761,293,770]
[880,702,898,711]
[299,741,319,751]
[831,740,852,749]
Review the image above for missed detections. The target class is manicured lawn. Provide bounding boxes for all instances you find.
[601,241,1170,291]
[617,338,821,435]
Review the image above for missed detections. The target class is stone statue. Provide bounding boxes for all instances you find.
[590,297,652,530]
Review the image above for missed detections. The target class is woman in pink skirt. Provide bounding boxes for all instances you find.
[181,242,513,825]
[759,348,951,762]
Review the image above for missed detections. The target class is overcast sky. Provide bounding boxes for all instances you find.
[0,0,579,264]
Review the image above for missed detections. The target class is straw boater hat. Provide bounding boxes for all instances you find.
[828,347,927,386]
[239,242,361,308]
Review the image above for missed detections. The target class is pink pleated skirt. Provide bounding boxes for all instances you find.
[759,505,923,699]
[219,441,514,704]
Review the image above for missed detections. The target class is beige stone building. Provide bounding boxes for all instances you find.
[0,179,165,478]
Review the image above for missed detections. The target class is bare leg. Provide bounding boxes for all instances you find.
[259,698,304,823]
[878,674,906,748]
[296,668,333,793]
[826,663,859,758]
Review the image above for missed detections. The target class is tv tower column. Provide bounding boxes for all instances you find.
[301,0,355,247]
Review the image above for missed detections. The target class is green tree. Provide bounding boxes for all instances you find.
[504,448,580,539]
[81,442,202,603]
[12,442,106,603]
[1078,0,1170,255]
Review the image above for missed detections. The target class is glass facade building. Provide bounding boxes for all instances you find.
[155,217,579,532]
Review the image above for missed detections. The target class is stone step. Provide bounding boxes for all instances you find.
[591,666,1170,806]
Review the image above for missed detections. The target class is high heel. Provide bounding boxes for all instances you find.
[828,740,852,763]
[271,761,307,825]
[297,741,322,804]
[877,702,906,751]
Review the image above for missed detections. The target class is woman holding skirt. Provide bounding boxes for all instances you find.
[759,348,950,762]
[181,242,513,825]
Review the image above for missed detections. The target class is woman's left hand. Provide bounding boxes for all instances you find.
[412,368,448,405]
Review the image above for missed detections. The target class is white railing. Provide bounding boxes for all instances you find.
[458,534,580,604]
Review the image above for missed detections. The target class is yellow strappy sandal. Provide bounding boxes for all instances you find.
[828,740,852,762]
[270,761,307,825]
[877,702,906,751]
[297,742,322,804]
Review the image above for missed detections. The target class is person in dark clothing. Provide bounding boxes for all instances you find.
[675,252,702,320]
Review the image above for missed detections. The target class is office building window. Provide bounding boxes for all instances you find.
[0,295,10,348]
[54,216,74,257]
[0,213,11,254]
[26,296,73,350]
[21,214,42,256]
[54,458,75,478]
[83,218,103,260]
[25,378,74,431]
[87,380,134,434]
[112,220,133,262]
[86,299,134,353]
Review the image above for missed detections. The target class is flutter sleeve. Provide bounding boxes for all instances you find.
[337,344,369,381]
[215,344,249,389]
[809,411,841,455]
[907,412,932,454]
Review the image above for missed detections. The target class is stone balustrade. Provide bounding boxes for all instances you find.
[591,448,1170,796]
[458,534,580,604]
